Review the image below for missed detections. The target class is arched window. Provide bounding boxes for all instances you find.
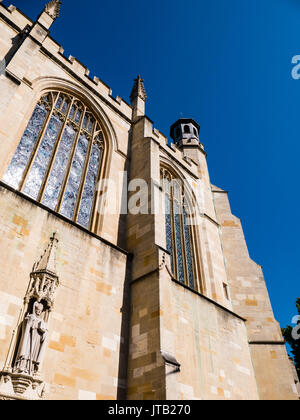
[3,91,105,230]
[161,167,196,290]
[184,125,190,134]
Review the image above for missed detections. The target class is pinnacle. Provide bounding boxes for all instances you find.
[130,75,147,103]
[44,0,62,19]
[33,232,59,276]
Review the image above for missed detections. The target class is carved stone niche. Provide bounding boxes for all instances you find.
[0,233,59,400]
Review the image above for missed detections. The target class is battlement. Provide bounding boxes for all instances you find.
[41,36,132,119]
[0,2,133,121]
[0,2,32,31]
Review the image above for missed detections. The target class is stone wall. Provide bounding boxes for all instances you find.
[0,186,128,400]
[0,2,132,247]
[0,1,298,401]
[213,186,299,400]
[160,266,259,400]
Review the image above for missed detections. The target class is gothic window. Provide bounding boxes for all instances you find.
[2,91,105,230]
[161,167,196,290]
[184,125,190,134]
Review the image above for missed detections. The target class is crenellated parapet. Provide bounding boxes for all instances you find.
[0,1,132,121]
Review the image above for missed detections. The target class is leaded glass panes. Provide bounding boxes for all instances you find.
[61,99,70,115]
[83,114,88,130]
[42,124,76,209]
[60,133,89,219]
[183,206,194,289]
[3,102,48,189]
[2,91,105,231]
[161,167,197,291]
[55,95,63,110]
[165,194,174,272]
[77,142,102,228]
[23,113,62,199]
[70,105,76,120]
[88,118,94,133]
[174,200,185,284]
[75,109,82,124]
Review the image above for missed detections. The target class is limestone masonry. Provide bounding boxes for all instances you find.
[0,1,298,400]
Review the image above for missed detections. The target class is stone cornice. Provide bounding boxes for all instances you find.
[171,278,247,322]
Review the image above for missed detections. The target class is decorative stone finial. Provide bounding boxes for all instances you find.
[28,233,60,311]
[0,233,61,400]
[130,75,147,103]
[44,0,61,19]
[33,232,59,276]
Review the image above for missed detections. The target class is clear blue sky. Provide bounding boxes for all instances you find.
[3,0,299,330]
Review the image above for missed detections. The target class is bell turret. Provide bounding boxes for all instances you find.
[170,118,200,148]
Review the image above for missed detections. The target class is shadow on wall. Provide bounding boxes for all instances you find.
[116,127,133,250]
[3,24,31,70]
[116,254,133,400]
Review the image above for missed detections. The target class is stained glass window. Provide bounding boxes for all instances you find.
[161,167,197,290]
[2,91,105,231]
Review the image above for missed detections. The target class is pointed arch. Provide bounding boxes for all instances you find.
[30,76,119,153]
[2,78,118,233]
[160,159,204,293]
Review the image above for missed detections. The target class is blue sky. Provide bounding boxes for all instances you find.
[2,0,299,331]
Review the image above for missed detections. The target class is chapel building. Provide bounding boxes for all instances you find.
[0,1,298,400]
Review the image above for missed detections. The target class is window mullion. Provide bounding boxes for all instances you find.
[37,98,74,203]
[55,105,85,213]
[171,187,179,281]
[4,91,106,232]
[164,192,174,272]
[19,95,54,192]
[90,129,105,233]
[180,201,189,287]
[88,141,104,232]
[73,122,95,223]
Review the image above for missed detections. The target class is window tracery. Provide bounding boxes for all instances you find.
[3,91,105,230]
[161,167,197,290]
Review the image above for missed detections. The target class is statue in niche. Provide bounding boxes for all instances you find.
[0,233,59,399]
[14,301,48,376]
